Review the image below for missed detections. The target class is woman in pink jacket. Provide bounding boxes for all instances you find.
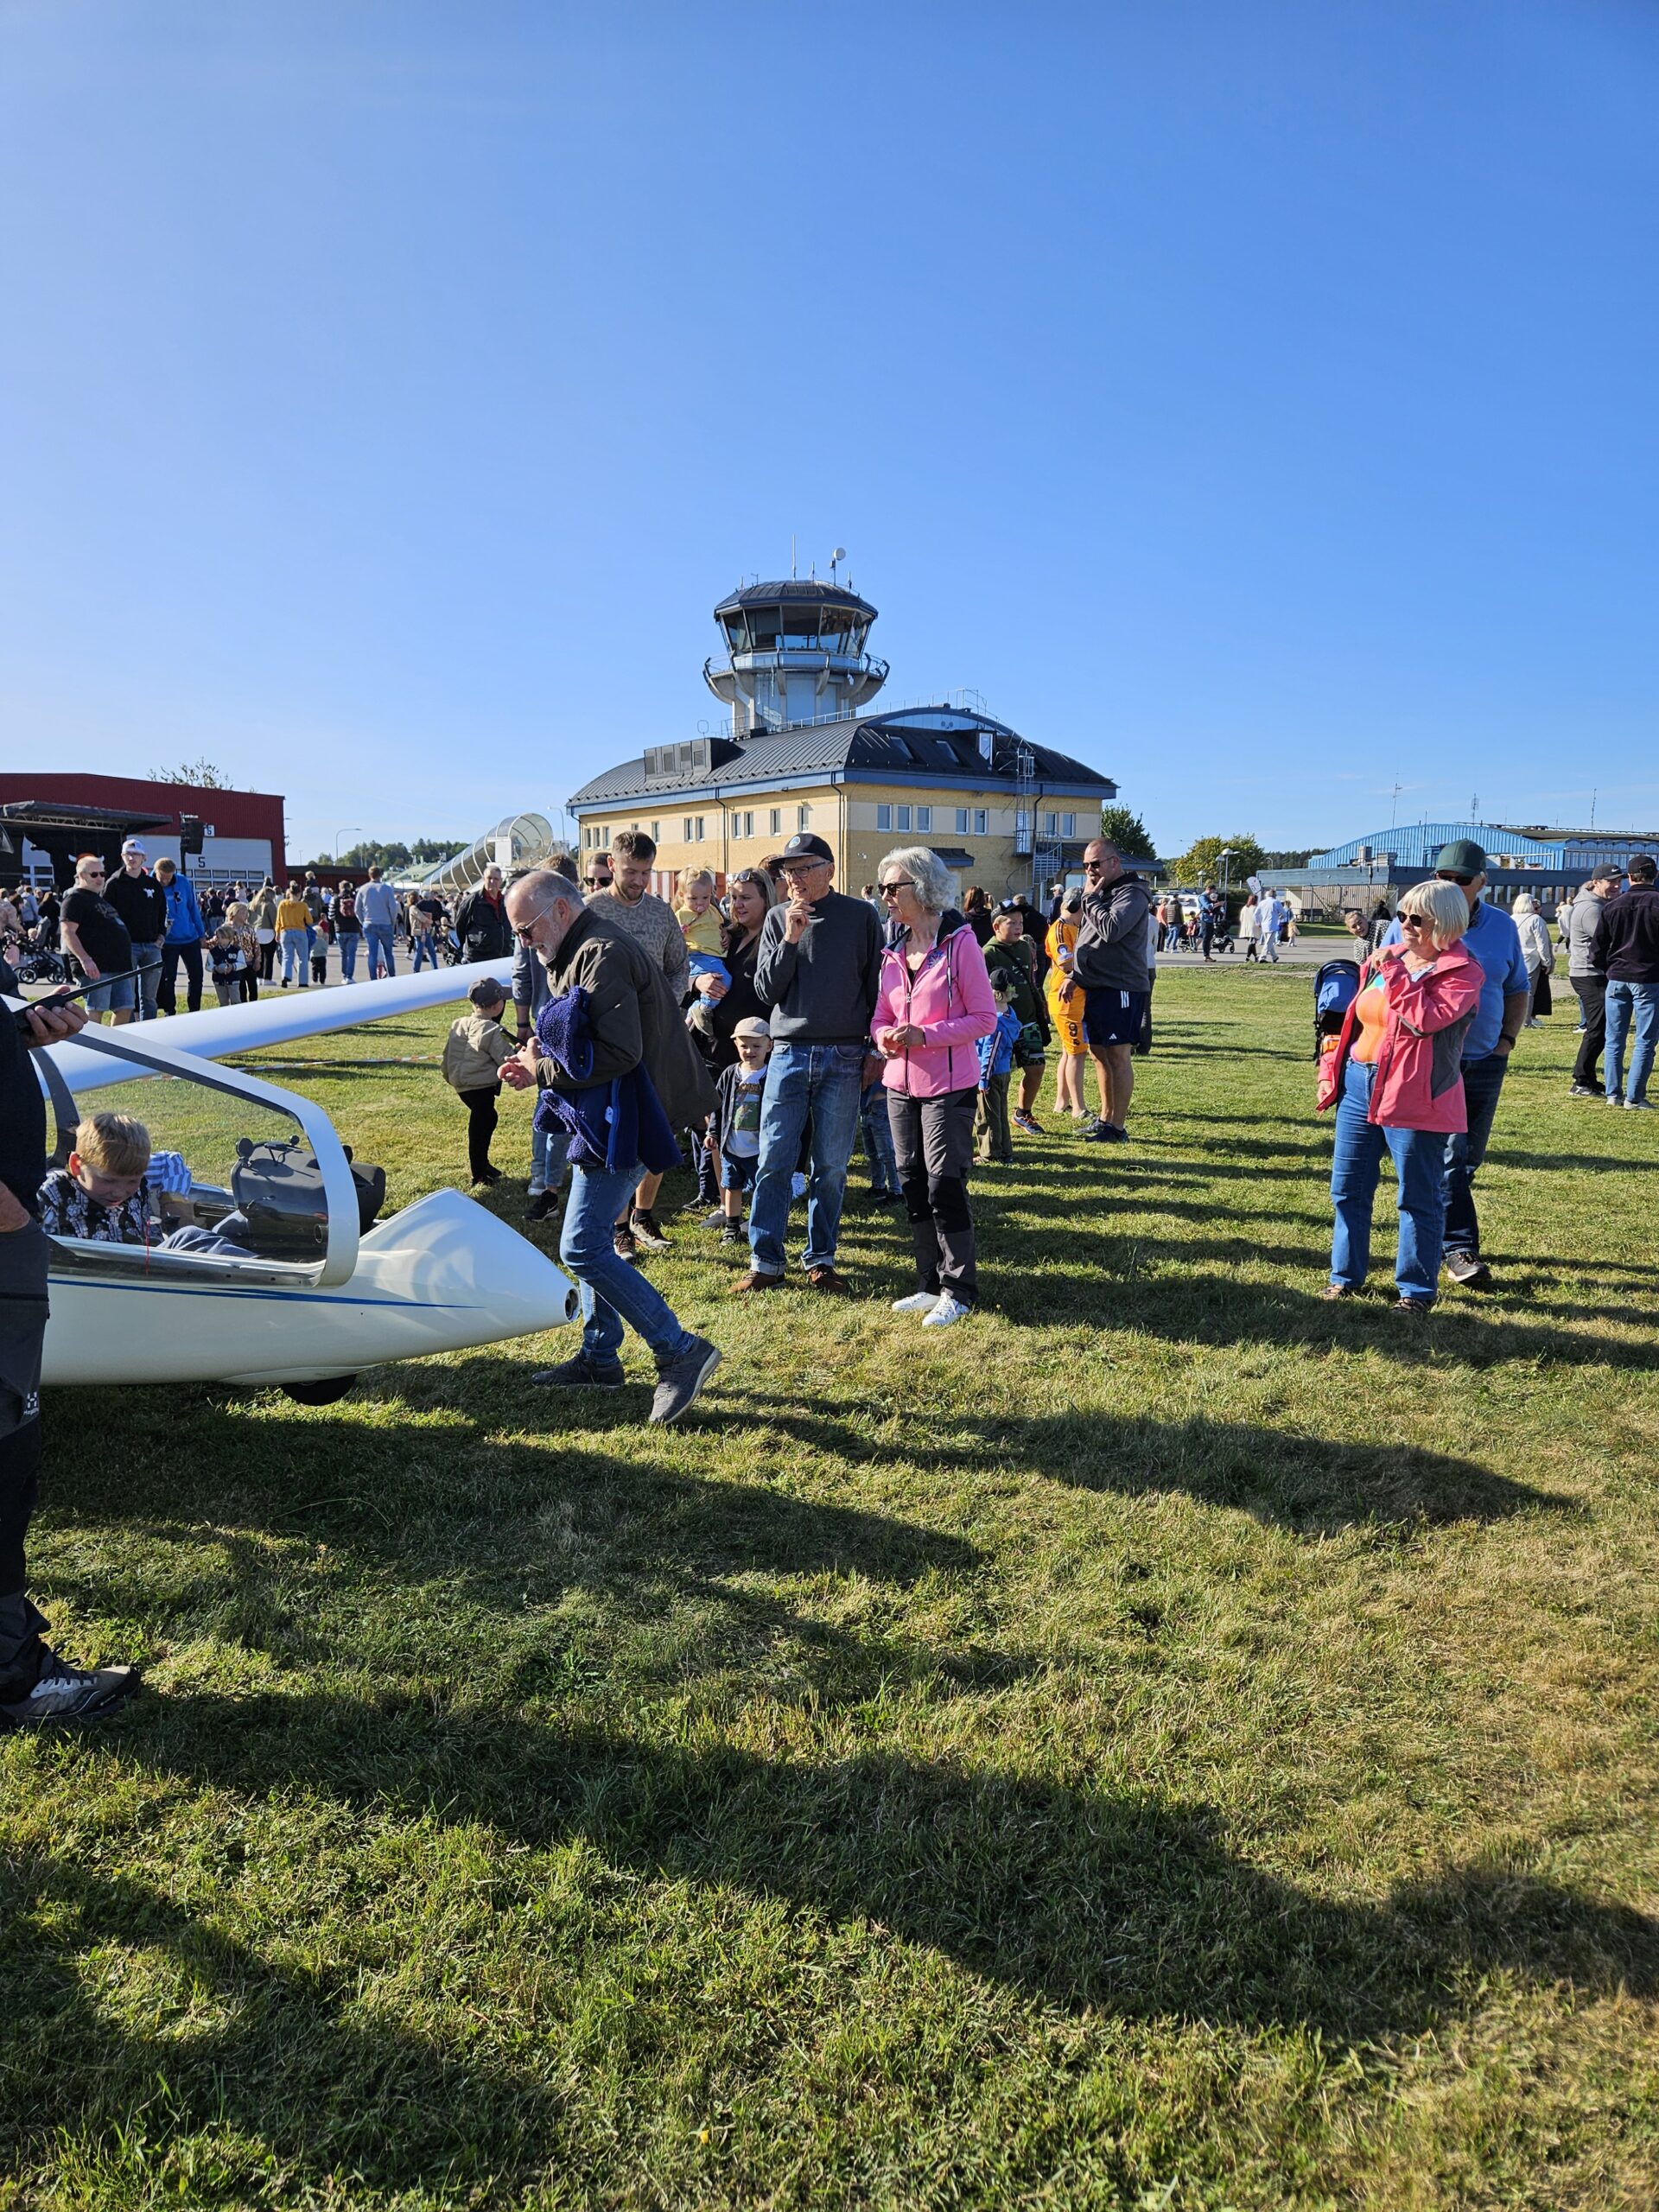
[1319,879,1483,1313]
[872,847,997,1327]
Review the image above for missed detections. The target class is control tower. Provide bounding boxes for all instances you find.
[703,580,888,737]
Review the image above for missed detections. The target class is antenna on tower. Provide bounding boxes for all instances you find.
[791,535,797,580]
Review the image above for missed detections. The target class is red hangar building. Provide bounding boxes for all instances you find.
[0,774,288,889]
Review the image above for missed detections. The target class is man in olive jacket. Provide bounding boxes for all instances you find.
[501,868,718,1424]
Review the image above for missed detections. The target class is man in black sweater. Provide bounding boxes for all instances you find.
[104,839,168,1021]
[734,832,884,1294]
[1592,852,1659,1109]
[0,991,139,1725]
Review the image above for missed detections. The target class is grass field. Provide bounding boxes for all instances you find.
[4,966,1657,2210]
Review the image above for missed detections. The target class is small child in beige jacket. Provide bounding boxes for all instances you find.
[442,978,516,1186]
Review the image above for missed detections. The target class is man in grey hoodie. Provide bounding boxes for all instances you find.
[1072,838,1153,1142]
[1567,862,1624,1096]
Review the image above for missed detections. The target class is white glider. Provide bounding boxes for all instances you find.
[15,965,575,1400]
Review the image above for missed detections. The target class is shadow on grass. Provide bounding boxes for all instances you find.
[6,1707,1653,2202]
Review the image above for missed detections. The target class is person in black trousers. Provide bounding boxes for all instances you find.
[0,995,139,1724]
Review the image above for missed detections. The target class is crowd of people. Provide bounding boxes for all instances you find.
[3,827,1654,1726]
[1,848,519,1017]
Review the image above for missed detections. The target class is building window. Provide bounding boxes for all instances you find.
[797,804,810,830]
[1042,812,1058,836]
[916,806,931,831]
[956,808,969,835]
[769,807,781,836]
[975,809,988,836]
[683,818,695,841]
[741,810,753,837]
[896,805,912,833]
[876,804,892,831]
[1061,812,1076,838]
[650,822,660,843]
[695,817,705,841]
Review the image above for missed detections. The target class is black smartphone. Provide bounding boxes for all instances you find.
[11,967,144,1033]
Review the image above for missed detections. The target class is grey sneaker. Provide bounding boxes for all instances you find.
[650,1334,721,1425]
[1568,1084,1602,1098]
[1443,1250,1491,1288]
[1625,1098,1656,1111]
[531,1351,625,1389]
[0,1647,139,1728]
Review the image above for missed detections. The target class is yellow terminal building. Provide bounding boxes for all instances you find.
[568,577,1117,899]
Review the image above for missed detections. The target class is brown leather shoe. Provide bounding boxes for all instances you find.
[807,1266,851,1294]
[729,1270,786,1294]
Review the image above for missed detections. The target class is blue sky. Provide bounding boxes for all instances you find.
[3,1,1656,861]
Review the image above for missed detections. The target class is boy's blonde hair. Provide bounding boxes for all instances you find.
[73,1112,151,1176]
[677,868,715,899]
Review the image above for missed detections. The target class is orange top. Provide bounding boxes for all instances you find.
[1350,974,1390,1065]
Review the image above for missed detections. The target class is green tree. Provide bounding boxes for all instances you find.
[410,837,467,865]
[148,758,234,788]
[1169,834,1268,887]
[1097,804,1156,859]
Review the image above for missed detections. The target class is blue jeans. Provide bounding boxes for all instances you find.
[747,1042,866,1275]
[132,941,163,1020]
[1441,1050,1508,1257]
[531,1122,569,1194]
[1330,1060,1447,1300]
[365,924,396,978]
[860,1077,899,1193]
[280,929,308,985]
[411,933,438,972]
[338,934,360,982]
[560,1159,692,1367]
[1605,980,1659,1104]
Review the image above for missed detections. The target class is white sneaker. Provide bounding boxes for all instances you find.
[921,1294,973,1328]
[891,1291,939,1313]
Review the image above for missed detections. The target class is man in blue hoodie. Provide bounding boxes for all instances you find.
[154,856,207,1014]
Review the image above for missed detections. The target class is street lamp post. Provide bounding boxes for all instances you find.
[334,828,365,868]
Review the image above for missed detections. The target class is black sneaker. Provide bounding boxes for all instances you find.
[650,1334,721,1425]
[719,1220,743,1244]
[1443,1250,1491,1288]
[613,1224,639,1264]
[0,1647,140,1729]
[1083,1122,1128,1143]
[526,1188,562,1224]
[1568,1084,1603,1099]
[531,1351,625,1389]
[630,1210,671,1253]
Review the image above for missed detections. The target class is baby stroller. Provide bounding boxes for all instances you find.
[1313,957,1361,1064]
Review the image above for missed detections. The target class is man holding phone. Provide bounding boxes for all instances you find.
[59,855,137,1025]
[0,989,139,1724]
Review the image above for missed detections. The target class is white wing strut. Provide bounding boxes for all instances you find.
[16,960,514,1097]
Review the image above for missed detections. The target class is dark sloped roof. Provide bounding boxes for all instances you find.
[569,709,1114,808]
[713,581,877,619]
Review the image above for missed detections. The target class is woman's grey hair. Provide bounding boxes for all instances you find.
[879,845,957,915]
[1511,893,1536,917]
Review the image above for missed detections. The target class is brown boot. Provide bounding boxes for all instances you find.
[807,1266,851,1294]
[729,1270,786,1294]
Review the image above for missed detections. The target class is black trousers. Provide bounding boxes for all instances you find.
[460,1085,501,1180]
[0,1222,51,1700]
[887,1085,978,1304]
[158,939,205,1014]
[1572,977,1606,1089]
[258,938,277,981]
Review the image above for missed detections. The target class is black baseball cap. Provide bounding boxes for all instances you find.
[779,832,834,867]
[1434,837,1487,880]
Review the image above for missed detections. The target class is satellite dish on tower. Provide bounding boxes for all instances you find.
[830,546,847,582]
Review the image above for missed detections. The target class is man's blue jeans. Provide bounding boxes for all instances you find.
[1605,980,1659,1104]
[338,935,360,982]
[132,941,163,1021]
[411,933,438,972]
[747,1042,866,1275]
[1441,1050,1508,1257]
[365,924,396,979]
[1330,1060,1447,1300]
[859,1077,899,1194]
[560,1158,692,1368]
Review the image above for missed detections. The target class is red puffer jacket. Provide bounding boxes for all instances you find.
[1317,942,1483,1134]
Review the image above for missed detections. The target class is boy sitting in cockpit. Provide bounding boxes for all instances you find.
[37,1113,195,1243]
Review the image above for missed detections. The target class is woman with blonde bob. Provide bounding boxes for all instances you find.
[1317,879,1484,1313]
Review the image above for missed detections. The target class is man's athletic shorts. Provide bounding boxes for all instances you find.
[1083,988,1149,1049]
